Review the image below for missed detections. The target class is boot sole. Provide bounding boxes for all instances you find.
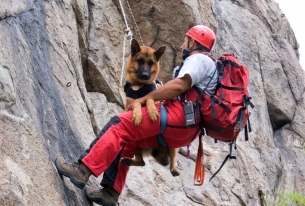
[55,157,86,189]
[85,186,118,206]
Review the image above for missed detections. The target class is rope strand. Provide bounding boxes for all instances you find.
[118,0,133,88]
[126,0,144,45]
[119,29,133,88]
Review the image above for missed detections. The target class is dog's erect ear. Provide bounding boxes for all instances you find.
[131,39,141,56]
[154,46,166,61]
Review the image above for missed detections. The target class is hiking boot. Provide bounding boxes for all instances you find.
[85,186,119,206]
[55,157,92,189]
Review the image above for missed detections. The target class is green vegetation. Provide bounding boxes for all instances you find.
[263,139,305,205]
[264,189,305,206]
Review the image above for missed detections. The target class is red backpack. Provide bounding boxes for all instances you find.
[193,53,254,181]
[199,53,254,142]
[175,53,254,183]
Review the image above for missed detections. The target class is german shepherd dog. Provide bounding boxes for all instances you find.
[120,39,179,176]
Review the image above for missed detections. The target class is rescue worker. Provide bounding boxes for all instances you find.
[55,25,218,206]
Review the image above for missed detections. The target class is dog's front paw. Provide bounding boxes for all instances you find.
[147,100,158,122]
[120,158,133,166]
[148,107,158,122]
[171,169,180,177]
[132,112,142,125]
[132,103,142,125]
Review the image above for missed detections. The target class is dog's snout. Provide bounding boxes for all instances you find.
[140,71,150,80]
[136,70,151,80]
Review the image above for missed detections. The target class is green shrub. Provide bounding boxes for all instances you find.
[264,189,305,206]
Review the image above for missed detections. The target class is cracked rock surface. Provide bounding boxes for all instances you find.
[0,0,304,205]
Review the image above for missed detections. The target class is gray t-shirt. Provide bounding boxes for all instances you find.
[174,53,218,95]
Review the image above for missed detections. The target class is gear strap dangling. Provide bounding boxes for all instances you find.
[194,130,205,186]
[209,141,236,181]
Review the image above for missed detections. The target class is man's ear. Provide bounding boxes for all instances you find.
[189,38,197,49]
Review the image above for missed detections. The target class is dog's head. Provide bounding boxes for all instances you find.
[126,39,166,84]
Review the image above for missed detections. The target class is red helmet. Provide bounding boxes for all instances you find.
[186,25,216,51]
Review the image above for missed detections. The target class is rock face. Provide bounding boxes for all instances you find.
[0,0,304,205]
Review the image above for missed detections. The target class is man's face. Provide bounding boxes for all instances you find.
[180,36,189,52]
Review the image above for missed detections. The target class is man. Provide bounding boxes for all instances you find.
[55,25,218,206]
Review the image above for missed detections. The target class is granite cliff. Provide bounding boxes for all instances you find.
[0,0,304,205]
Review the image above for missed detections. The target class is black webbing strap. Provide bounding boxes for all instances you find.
[244,95,254,109]
[245,124,249,141]
[205,123,225,132]
[209,142,236,181]
[227,59,240,68]
[165,123,200,129]
[194,68,217,103]
[248,118,252,133]
[211,96,231,119]
[242,95,255,141]
[239,109,245,131]
[174,62,184,78]
[245,118,252,141]
[187,69,217,124]
[220,84,244,91]
[193,86,231,120]
[227,60,241,84]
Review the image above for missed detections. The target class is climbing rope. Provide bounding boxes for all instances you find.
[119,0,131,33]
[118,0,133,88]
[118,0,145,87]
[126,0,144,46]
[119,28,133,88]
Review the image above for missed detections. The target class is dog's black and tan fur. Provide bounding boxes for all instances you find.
[120,39,179,176]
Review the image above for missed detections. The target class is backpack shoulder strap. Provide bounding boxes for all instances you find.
[194,68,217,102]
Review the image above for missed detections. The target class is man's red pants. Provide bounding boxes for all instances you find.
[79,99,201,193]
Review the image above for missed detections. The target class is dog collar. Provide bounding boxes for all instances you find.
[131,84,140,91]
[124,82,157,99]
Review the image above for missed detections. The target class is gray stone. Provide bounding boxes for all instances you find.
[0,0,304,205]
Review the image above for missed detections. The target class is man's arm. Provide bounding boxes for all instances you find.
[127,74,192,110]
